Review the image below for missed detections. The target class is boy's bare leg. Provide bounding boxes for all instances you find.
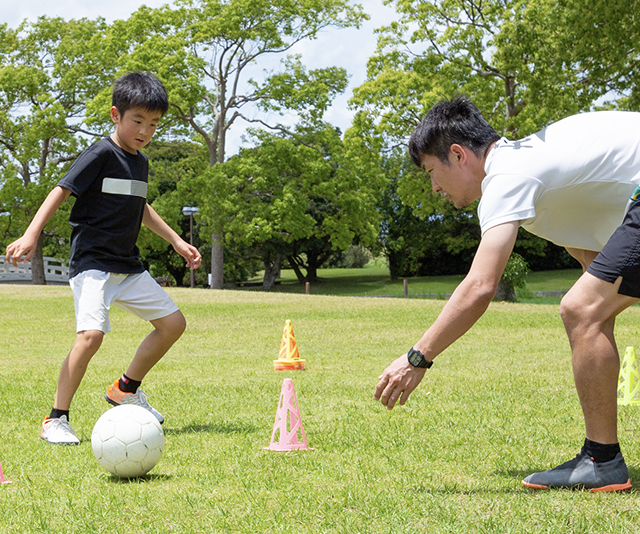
[124,310,186,381]
[54,330,104,411]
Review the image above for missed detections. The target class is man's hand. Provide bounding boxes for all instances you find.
[374,354,427,410]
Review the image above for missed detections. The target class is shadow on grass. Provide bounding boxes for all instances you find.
[164,421,257,436]
[107,473,172,484]
[407,465,640,495]
[409,483,523,495]
[498,466,640,494]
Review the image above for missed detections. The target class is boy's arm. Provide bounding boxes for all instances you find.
[5,186,71,267]
[374,220,520,409]
[142,203,202,269]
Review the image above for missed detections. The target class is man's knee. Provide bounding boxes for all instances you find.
[559,288,594,331]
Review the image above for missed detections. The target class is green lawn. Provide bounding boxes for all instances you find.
[1,284,639,533]
[243,265,583,303]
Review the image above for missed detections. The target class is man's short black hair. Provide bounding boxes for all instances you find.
[409,97,500,166]
[112,72,169,117]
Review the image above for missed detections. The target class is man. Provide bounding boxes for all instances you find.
[374,97,640,492]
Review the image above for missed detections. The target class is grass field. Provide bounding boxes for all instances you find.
[242,265,582,304]
[2,283,640,533]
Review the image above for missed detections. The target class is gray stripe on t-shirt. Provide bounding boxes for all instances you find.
[102,178,148,199]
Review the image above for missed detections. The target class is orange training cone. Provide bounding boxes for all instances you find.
[0,462,12,484]
[273,319,306,371]
[264,378,310,451]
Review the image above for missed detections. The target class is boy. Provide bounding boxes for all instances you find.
[375,97,640,492]
[5,72,201,445]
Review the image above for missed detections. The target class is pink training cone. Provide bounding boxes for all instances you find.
[0,462,12,484]
[264,378,310,451]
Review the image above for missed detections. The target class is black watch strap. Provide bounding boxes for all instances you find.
[407,347,433,369]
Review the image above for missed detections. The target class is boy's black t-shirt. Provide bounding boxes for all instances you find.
[58,137,149,278]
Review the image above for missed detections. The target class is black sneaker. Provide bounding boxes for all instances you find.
[522,452,632,492]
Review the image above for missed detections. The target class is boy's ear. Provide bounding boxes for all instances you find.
[110,106,121,124]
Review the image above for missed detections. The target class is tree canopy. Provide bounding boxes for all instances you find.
[2,0,637,286]
[98,0,369,288]
[190,121,385,287]
[349,0,640,276]
[0,17,113,282]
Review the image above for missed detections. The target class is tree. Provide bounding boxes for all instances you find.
[95,0,368,289]
[138,141,209,287]
[378,150,480,278]
[194,122,385,289]
[0,17,114,283]
[354,0,633,138]
[495,252,529,302]
[495,0,640,112]
[350,0,635,273]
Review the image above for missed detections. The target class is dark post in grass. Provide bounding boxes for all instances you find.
[403,279,408,299]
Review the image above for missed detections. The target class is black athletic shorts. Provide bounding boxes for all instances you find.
[587,199,640,298]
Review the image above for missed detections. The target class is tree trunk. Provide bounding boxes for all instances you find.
[306,262,318,282]
[287,256,307,283]
[208,122,225,289]
[495,280,516,302]
[166,264,187,287]
[262,253,282,290]
[31,233,46,285]
[306,251,325,282]
[210,233,224,289]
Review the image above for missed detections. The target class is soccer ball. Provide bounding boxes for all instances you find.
[91,405,164,478]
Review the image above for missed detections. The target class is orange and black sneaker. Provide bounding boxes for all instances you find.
[105,379,164,424]
[522,452,632,492]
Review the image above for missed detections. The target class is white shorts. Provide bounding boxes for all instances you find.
[69,270,180,333]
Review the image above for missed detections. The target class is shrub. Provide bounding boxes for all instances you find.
[495,253,529,302]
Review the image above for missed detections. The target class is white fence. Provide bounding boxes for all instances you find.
[0,256,69,283]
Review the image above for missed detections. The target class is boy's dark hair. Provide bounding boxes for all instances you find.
[112,72,169,117]
[409,97,500,166]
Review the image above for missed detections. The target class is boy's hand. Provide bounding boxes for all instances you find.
[174,240,202,269]
[5,235,37,267]
[4,187,70,267]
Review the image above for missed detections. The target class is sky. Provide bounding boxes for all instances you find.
[3,0,398,155]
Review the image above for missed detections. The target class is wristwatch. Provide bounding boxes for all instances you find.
[407,347,433,369]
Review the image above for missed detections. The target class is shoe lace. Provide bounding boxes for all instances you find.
[122,388,162,419]
[47,417,77,437]
[132,388,151,408]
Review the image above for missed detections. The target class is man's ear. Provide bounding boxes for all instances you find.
[449,143,467,165]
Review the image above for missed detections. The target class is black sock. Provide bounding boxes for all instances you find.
[49,408,70,420]
[119,374,141,393]
[582,438,621,463]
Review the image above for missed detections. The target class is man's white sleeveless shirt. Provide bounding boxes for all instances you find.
[479,111,640,251]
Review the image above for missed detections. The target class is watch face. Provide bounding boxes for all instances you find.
[408,349,425,367]
[408,348,431,368]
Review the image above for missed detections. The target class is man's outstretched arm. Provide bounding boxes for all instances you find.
[374,220,520,409]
